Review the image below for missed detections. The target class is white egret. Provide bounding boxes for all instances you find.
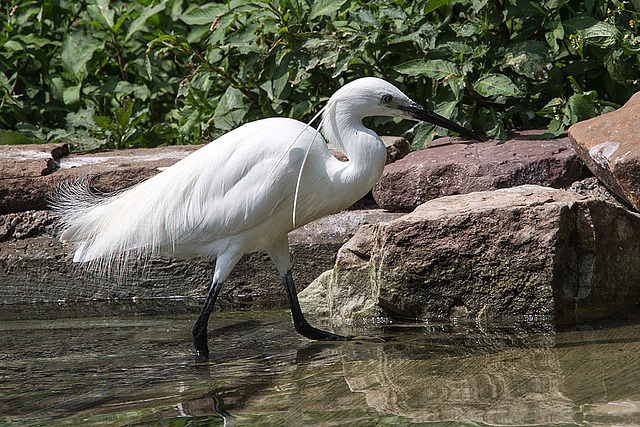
[53,77,481,360]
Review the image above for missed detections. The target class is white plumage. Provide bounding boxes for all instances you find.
[53,77,481,360]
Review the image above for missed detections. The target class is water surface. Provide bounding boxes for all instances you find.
[1,300,639,426]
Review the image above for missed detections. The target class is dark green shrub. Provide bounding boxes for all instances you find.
[1,0,639,150]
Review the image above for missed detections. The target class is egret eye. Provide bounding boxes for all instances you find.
[381,94,393,104]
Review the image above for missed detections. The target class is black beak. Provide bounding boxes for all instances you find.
[399,102,483,142]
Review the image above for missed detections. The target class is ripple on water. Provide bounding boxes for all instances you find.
[1,300,639,426]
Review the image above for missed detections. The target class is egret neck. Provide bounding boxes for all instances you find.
[320,101,388,200]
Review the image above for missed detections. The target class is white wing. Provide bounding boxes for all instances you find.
[55,117,331,262]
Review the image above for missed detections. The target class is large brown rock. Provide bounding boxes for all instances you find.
[373,130,591,211]
[0,144,202,214]
[569,91,640,211]
[0,143,69,213]
[300,185,640,324]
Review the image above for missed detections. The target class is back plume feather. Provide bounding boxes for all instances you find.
[50,174,188,273]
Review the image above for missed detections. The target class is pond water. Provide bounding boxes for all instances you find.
[1,300,639,426]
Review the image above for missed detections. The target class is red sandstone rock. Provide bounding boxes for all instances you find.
[0,145,201,213]
[372,130,591,211]
[0,136,410,214]
[569,91,640,211]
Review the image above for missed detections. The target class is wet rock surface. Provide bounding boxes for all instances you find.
[569,91,640,211]
[300,184,640,324]
[0,209,402,305]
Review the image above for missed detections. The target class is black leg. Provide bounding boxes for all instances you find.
[192,281,223,361]
[283,270,350,341]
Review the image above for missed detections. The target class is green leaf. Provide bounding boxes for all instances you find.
[352,9,377,27]
[411,122,435,150]
[309,0,349,20]
[180,4,229,25]
[563,15,598,33]
[434,100,459,122]
[63,85,81,106]
[333,50,353,78]
[604,49,626,83]
[567,75,582,94]
[94,115,114,131]
[479,108,507,140]
[11,33,57,48]
[537,97,564,116]
[473,73,522,99]
[553,21,564,40]
[113,8,135,35]
[506,1,544,19]
[503,41,552,80]
[126,2,167,43]
[471,0,489,13]
[567,93,597,123]
[0,129,34,145]
[394,59,458,80]
[545,31,559,54]
[61,31,104,79]
[87,0,115,29]
[284,0,307,21]
[114,106,133,129]
[47,76,66,102]
[214,86,248,131]
[540,118,565,138]
[261,53,291,101]
[423,0,450,14]
[66,107,96,131]
[582,21,619,47]
[226,21,260,54]
[450,21,481,37]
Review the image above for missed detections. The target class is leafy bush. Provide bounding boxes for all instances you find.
[1,0,182,149]
[1,0,639,150]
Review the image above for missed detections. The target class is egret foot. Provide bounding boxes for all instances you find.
[193,335,209,362]
[192,320,210,362]
[294,319,351,341]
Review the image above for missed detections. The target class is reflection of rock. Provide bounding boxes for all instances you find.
[339,325,573,424]
[556,323,640,422]
[336,321,640,425]
[300,185,640,324]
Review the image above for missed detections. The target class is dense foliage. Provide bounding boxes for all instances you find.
[1,0,639,150]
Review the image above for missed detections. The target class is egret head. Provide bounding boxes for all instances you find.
[326,77,482,142]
